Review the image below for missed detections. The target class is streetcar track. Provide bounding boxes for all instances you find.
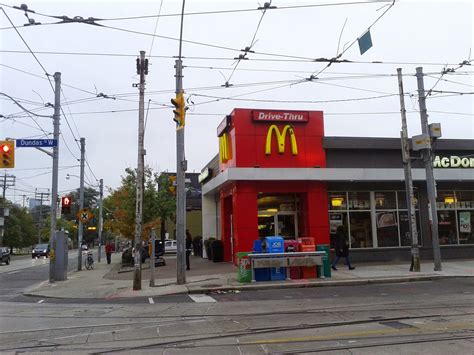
[2,311,473,353]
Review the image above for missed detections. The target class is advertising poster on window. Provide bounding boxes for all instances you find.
[329,213,343,234]
[459,212,471,233]
[376,212,397,228]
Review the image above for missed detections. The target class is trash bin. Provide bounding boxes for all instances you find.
[253,239,270,281]
[211,240,224,262]
[265,236,286,281]
[284,240,301,279]
[237,252,252,283]
[317,244,331,278]
[298,237,317,279]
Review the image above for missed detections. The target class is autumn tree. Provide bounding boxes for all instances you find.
[103,167,175,242]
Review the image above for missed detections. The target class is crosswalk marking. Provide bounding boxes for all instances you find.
[148,297,154,304]
[189,294,217,303]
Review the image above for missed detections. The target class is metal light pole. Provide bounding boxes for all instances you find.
[175,0,187,285]
[97,178,103,263]
[397,68,420,272]
[415,67,442,271]
[77,137,85,271]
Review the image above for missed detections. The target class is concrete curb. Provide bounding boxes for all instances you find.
[188,274,455,294]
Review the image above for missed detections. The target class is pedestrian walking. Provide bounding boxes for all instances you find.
[186,229,192,270]
[105,241,113,265]
[331,226,355,270]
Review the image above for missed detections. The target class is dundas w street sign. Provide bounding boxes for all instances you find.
[16,139,58,148]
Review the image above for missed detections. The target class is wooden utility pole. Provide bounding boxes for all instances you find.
[133,50,148,291]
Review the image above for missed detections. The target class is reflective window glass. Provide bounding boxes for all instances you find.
[349,211,373,248]
[438,210,457,244]
[348,192,370,210]
[458,211,474,245]
[375,192,397,210]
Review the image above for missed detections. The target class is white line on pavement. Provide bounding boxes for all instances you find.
[148,297,154,304]
[37,299,44,304]
[189,294,217,303]
[7,270,20,274]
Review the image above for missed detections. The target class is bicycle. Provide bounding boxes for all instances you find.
[85,250,94,270]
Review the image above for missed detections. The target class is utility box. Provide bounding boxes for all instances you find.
[412,134,431,151]
[53,231,68,281]
[429,123,442,138]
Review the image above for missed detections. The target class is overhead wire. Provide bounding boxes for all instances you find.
[0,1,393,24]
[226,1,272,85]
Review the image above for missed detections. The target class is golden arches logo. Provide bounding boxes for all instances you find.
[219,133,231,163]
[265,125,298,155]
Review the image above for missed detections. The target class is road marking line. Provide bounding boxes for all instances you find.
[37,299,44,304]
[189,294,217,303]
[7,270,20,274]
[148,297,154,304]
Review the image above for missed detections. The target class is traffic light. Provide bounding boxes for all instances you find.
[61,196,72,214]
[0,140,15,168]
[171,92,187,128]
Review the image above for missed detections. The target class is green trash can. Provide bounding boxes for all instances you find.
[237,252,252,283]
[317,245,331,278]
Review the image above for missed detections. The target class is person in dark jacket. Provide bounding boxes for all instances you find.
[331,226,355,270]
[186,229,193,270]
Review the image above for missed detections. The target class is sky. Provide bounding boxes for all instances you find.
[1,0,473,205]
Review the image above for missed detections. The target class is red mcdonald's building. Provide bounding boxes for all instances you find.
[200,108,474,264]
[201,108,329,263]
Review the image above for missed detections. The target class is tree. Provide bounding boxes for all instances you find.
[103,167,175,242]
[3,200,36,250]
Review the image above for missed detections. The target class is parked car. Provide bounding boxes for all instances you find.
[32,243,50,258]
[165,239,177,254]
[0,247,10,265]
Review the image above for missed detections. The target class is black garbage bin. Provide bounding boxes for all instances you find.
[211,240,224,262]
[204,238,214,260]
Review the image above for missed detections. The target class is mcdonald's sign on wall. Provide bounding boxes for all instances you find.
[217,108,326,170]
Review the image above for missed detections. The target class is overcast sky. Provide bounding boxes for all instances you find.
[1,0,473,204]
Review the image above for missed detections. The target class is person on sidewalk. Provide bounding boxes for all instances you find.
[332,226,355,271]
[186,229,193,270]
[105,241,113,265]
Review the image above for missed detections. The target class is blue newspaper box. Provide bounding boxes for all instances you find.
[265,236,286,281]
[253,239,270,281]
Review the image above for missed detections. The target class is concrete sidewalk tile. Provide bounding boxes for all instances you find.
[23,253,474,299]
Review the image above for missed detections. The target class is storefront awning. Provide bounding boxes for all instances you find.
[202,168,474,195]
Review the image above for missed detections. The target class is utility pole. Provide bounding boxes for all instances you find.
[49,72,61,283]
[415,67,442,271]
[97,178,103,263]
[35,189,49,244]
[1,174,15,246]
[175,0,187,285]
[397,68,420,272]
[133,50,148,291]
[77,137,85,271]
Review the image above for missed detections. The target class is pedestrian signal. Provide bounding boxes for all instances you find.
[61,196,72,214]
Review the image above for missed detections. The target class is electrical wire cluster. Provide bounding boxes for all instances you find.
[0,0,473,192]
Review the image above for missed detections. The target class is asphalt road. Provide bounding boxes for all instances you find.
[0,250,80,301]
[0,276,473,354]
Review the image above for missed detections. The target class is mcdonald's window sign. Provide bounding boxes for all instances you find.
[219,133,231,163]
[265,124,298,156]
[252,110,309,122]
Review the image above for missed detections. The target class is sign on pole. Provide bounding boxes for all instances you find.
[16,139,58,148]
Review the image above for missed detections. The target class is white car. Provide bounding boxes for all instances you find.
[164,239,177,254]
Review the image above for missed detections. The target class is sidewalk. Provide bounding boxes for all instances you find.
[26,252,474,299]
